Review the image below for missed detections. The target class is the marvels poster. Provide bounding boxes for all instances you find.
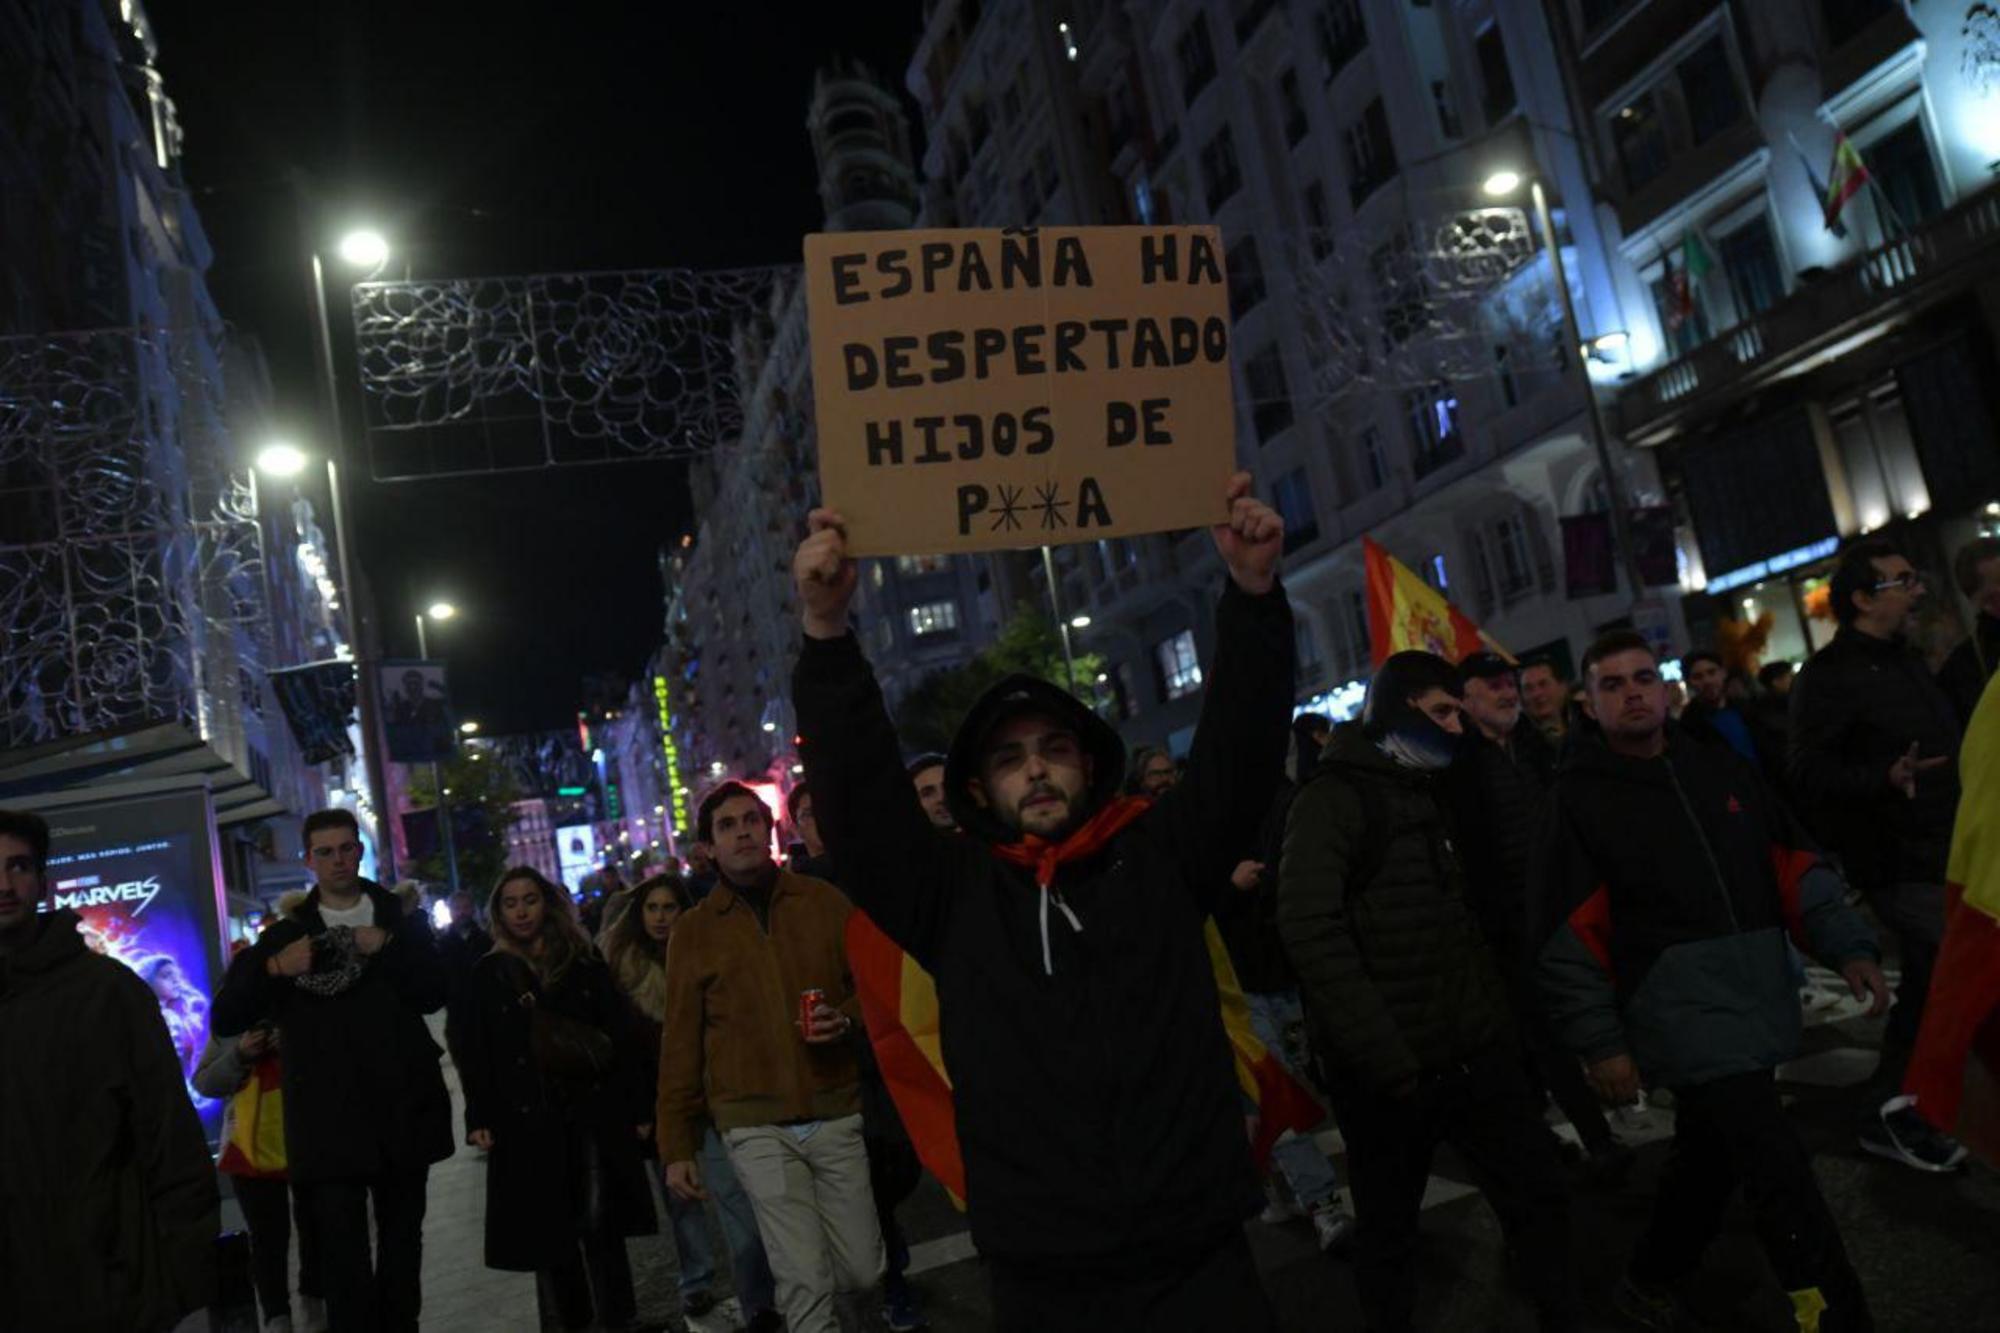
[40,789,229,1141]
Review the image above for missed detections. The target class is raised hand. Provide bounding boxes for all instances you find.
[1210,471,1283,595]
[795,508,859,640]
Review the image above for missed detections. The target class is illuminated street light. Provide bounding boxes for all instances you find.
[256,441,309,477]
[1069,614,1092,629]
[761,721,777,732]
[1481,169,1522,197]
[459,720,479,735]
[337,228,390,269]
[426,601,457,622]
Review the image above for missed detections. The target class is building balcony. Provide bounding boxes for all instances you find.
[1616,184,2000,444]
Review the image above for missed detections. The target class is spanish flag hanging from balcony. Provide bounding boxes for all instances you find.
[1822,128,1872,233]
[845,823,1327,1208]
[1903,675,2000,1166]
[1364,536,1489,667]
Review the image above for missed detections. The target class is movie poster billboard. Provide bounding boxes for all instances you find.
[556,824,597,896]
[38,787,228,1142]
[379,658,455,764]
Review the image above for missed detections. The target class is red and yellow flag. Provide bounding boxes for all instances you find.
[1904,675,2000,1164]
[1363,537,1489,667]
[846,900,1325,1208]
[1823,129,1871,233]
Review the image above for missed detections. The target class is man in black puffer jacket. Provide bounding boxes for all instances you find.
[1787,538,1966,1172]
[1281,652,1575,1333]
[792,474,1291,1332]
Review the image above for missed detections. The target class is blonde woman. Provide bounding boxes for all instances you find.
[601,875,778,1329]
[458,867,656,1331]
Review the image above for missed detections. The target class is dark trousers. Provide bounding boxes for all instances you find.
[1509,974,1617,1157]
[543,1230,637,1331]
[989,1230,1276,1333]
[1634,1071,1871,1328]
[1335,1057,1576,1333]
[868,1132,922,1299]
[302,1167,429,1332]
[232,1174,322,1325]
[1870,883,1946,1090]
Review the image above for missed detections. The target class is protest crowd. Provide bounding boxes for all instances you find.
[2,487,1996,1333]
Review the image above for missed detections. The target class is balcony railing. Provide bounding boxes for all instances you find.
[1618,186,2000,438]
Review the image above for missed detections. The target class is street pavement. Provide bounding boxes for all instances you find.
[210,971,2000,1330]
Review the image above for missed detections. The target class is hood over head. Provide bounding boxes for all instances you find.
[1362,650,1463,772]
[943,673,1128,845]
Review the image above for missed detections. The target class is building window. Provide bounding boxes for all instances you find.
[1295,618,1325,681]
[1612,92,1671,191]
[1315,0,1367,82]
[1432,81,1463,139]
[1650,266,1713,353]
[1372,231,1430,344]
[1279,69,1309,146]
[908,601,959,636]
[1036,142,1060,195]
[1360,425,1388,490]
[1821,0,1897,48]
[1346,590,1370,664]
[1477,24,1516,125]
[1494,513,1534,593]
[1302,181,1333,258]
[1870,120,1945,227]
[1016,172,1042,221]
[1273,468,1319,553]
[1718,218,1785,320]
[1107,81,1137,150]
[1227,236,1266,320]
[1678,37,1744,147]
[1578,0,1630,33]
[1155,630,1204,700]
[1243,344,1294,442]
[1405,383,1463,477]
[896,553,948,575]
[1177,15,1218,106]
[1133,175,1156,224]
[1114,660,1140,719]
[1200,126,1243,211]
[1345,99,1398,206]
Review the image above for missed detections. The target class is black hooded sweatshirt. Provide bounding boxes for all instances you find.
[793,579,1293,1268]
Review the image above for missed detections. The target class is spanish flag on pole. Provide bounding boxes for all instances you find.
[1904,674,2000,1165]
[1364,537,1490,667]
[845,797,1326,1208]
[1822,128,1871,234]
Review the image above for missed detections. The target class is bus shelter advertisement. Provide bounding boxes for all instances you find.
[41,789,228,1141]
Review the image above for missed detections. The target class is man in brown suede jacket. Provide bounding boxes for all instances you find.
[658,780,880,1333]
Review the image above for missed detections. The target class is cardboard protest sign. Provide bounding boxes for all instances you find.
[803,226,1235,556]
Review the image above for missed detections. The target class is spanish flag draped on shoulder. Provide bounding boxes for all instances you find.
[845,794,1326,1209]
[1363,536,1491,666]
[1904,673,2000,1165]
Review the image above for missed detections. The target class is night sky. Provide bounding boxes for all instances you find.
[147,2,921,732]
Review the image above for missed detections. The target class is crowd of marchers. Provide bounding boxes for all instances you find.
[0,499,1993,1333]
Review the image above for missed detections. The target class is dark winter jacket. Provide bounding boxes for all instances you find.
[794,578,1293,1267]
[212,879,455,1185]
[459,950,655,1271]
[1534,730,1878,1089]
[1213,776,1301,994]
[1438,720,1556,970]
[1787,626,1962,887]
[1681,696,1788,794]
[1279,726,1513,1096]
[1937,611,2000,729]
[0,910,219,1331]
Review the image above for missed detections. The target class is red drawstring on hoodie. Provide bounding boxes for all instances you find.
[988,795,1152,974]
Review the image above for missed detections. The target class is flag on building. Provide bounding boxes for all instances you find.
[268,659,358,765]
[1904,675,2000,1165]
[1676,229,1713,326]
[846,847,1326,1206]
[1363,537,1488,667]
[1795,143,1849,239]
[1823,129,1872,233]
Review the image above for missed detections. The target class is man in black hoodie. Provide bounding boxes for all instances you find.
[1537,631,1886,1331]
[0,807,218,1331]
[791,473,1291,1331]
[214,807,454,1332]
[1281,653,1576,1333]
[1787,538,1967,1172]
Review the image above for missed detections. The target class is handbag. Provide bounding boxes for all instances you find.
[504,957,615,1082]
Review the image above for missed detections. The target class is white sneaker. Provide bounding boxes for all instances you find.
[1309,1203,1357,1252]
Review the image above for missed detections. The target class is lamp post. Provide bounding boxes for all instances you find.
[1482,170,1646,609]
[414,602,462,896]
[299,226,399,872]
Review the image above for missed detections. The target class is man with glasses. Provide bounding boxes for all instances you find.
[215,808,454,1330]
[1788,539,1968,1172]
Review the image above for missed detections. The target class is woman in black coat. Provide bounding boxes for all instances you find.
[459,866,656,1332]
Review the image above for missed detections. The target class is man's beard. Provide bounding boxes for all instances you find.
[1012,783,1077,834]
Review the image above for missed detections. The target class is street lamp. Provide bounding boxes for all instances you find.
[413,599,464,895]
[1069,614,1092,629]
[426,601,457,623]
[255,441,308,478]
[459,720,479,735]
[336,228,390,269]
[1480,167,1646,608]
